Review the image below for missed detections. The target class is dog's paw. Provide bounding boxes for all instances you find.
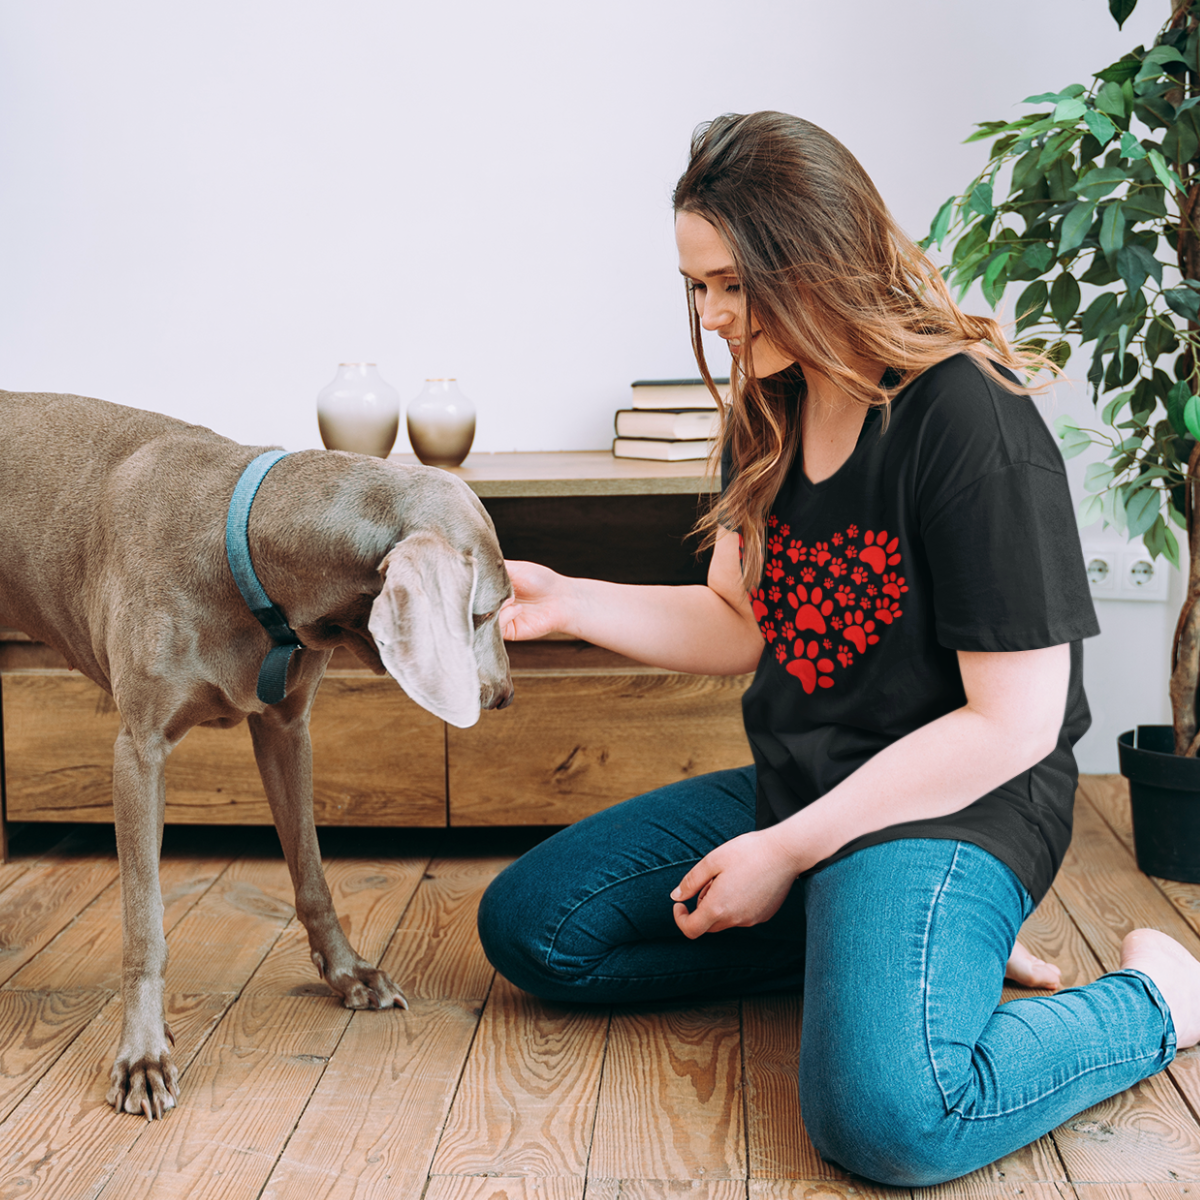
[106,1035,180,1120]
[313,951,408,1010]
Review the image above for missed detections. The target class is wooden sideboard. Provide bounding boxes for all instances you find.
[0,451,754,848]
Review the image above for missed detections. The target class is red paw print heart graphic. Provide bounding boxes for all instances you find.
[749,523,906,694]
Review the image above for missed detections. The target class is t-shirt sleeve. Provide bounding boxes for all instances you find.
[921,461,1100,652]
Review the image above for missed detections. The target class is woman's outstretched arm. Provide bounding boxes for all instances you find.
[498,526,765,677]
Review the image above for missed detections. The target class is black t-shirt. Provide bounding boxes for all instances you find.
[724,354,1100,904]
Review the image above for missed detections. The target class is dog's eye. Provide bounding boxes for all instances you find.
[472,611,495,629]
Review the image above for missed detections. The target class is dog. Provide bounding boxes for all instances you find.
[0,389,513,1119]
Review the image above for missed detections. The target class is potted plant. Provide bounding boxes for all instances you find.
[925,0,1200,880]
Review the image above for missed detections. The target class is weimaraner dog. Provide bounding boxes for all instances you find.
[0,389,513,1119]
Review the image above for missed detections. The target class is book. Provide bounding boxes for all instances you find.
[630,378,728,409]
[612,437,714,461]
[614,408,721,440]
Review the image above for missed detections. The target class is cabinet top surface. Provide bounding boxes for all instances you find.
[387,450,718,497]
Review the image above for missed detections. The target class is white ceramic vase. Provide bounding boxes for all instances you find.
[406,379,476,467]
[316,363,401,458]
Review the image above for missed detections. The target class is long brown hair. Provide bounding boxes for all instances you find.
[673,111,1050,588]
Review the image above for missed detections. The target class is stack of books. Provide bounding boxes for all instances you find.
[612,378,729,461]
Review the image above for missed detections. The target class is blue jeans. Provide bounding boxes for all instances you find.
[476,766,1177,1187]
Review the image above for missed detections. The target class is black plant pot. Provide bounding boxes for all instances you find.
[1117,725,1200,884]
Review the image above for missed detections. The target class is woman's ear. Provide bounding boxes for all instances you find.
[367,531,481,728]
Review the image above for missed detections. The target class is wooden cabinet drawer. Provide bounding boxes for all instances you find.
[448,670,753,825]
[1,671,445,826]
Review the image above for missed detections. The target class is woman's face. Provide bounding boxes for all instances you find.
[675,210,795,378]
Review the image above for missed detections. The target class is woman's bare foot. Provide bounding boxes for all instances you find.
[1005,939,1062,991]
[1120,928,1200,1049]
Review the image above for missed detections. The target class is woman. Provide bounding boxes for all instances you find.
[477,111,1200,1187]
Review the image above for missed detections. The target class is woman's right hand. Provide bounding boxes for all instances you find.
[498,559,574,642]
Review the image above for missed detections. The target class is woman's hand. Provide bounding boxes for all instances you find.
[670,828,807,939]
[498,559,574,642]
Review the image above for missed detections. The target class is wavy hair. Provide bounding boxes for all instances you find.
[673,111,1051,589]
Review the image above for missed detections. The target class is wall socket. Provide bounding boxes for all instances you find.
[1082,543,1170,602]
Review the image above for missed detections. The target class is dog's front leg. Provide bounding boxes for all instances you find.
[107,723,179,1119]
[247,705,407,1010]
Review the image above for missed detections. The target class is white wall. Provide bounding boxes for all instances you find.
[0,0,1177,769]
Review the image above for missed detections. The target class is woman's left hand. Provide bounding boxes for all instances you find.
[671,828,806,938]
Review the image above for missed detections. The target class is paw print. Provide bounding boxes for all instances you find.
[812,541,832,566]
[822,638,832,649]
[779,523,791,538]
[834,584,856,608]
[786,540,804,564]
[782,621,796,640]
[786,576,795,587]
[831,616,844,631]
[762,621,777,643]
[831,532,844,546]
[844,544,858,559]
[787,585,836,634]
[768,515,778,528]
[846,524,859,538]
[800,566,817,583]
[750,589,769,621]
[765,560,786,583]
[836,645,855,668]
[775,643,787,663]
[843,610,879,652]
[860,529,901,574]
[827,558,847,578]
[874,598,903,624]
[767,585,781,602]
[767,533,784,555]
[851,566,869,585]
[785,638,836,693]
[774,608,784,621]
[866,584,877,596]
[881,572,908,600]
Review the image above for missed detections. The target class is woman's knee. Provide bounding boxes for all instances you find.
[800,1057,964,1187]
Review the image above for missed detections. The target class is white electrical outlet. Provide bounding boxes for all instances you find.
[1083,547,1116,594]
[1119,548,1169,601]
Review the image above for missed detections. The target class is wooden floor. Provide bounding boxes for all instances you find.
[0,777,1198,1199]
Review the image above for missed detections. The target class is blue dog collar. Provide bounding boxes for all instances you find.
[225,450,303,704]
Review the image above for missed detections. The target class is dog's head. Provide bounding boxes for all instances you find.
[367,529,513,728]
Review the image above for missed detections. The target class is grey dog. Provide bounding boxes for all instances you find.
[0,390,513,1118]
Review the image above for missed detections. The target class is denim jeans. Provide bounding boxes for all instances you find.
[476,766,1177,1187]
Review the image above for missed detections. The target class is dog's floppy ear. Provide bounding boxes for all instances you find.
[367,531,481,728]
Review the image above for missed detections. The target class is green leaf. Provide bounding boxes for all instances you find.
[1054,97,1088,122]
[1050,272,1082,325]
[1058,199,1097,256]
[1083,109,1118,144]
[1085,462,1117,492]
[1039,128,1080,170]
[1135,45,1189,81]
[1120,131,1148,159]
[1146,315,1178,363]
[1125,485,1161,537]
[1024,86,1086,104]
[980,250,1011,308]
[968,180,995,217]
[928,197,954,249]
[1047,339,1072,368]
[1108,0,1137,29]
[1167,380,1191,435]
[1164,286,1200,321]
[1185,393,1200,440]
[1073,165,1129,200]
[1078,492,1105,527]
[1020,242,1054,275]
[1099,201,1126,262]
[1015,280,1048,332]
[1081,291,1119,343]
[1102,390,1134,424]
[1096,56,1143,85]
[1096,80,1129,119]
[1115,243,1162,294]
[1147,147,1184,192]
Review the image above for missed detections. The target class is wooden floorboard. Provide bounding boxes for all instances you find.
[0,781,1196,1197]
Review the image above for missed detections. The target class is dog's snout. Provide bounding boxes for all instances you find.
[483,679,515,711]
